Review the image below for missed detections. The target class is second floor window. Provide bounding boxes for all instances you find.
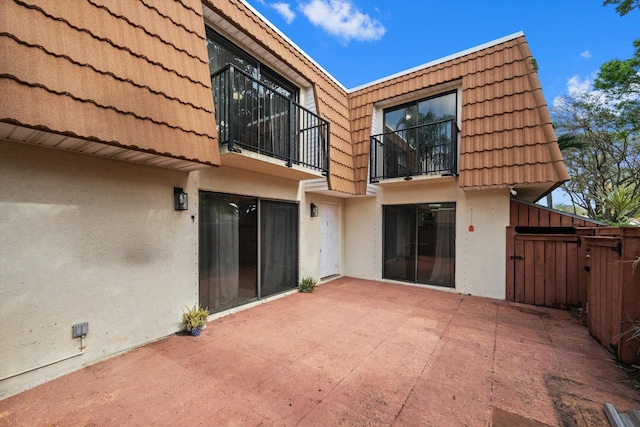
[206,28,298,101]
[384,91,456,137]
[370,91,458,181]
[206,26,330,174]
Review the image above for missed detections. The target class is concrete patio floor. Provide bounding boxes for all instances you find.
[1,277,638,426]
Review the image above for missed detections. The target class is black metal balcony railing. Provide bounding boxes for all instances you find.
[211,64,330,175]
[369,119,458,182]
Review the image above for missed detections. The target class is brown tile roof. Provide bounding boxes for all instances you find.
[203,0,356,194]
[348,35,569,196]
[0,0,219,166]
[1,0,567,198]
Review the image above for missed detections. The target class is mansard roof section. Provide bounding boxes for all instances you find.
[348,32,525,92]
[348,33,569,198]
[203,0,356,194]
[0,0,220,168]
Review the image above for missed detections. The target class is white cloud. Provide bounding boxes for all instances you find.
[579,50,592,59]
[552,75,594,108]
[270,2,296,24]
[566,75,593,95]
[300,0,386,43]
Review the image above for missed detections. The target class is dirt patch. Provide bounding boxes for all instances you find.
[544,375,611,426]
[491,407,552,427]
[336,385,390,427]
[569,307,588,326]
[509,305,551,318]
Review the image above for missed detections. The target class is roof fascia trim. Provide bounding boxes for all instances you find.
[238,1,524,95]
[348,31,526,93]
[238,0,348,92]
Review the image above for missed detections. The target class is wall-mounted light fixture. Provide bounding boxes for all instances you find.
[310,203,318,218]
[174,187,188,210]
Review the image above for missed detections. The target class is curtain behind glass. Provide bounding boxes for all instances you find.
[429,207,455,287]
[383,205,416,282]
[384,203,455,287]
[260,200,298,297]
[199,193,240,310]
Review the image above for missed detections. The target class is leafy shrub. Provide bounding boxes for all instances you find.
[299,277,318,293]
[182,304,209,332]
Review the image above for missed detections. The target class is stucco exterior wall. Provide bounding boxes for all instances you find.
[343,181,509,299]
[195,166,300,201]
[0,140,197,398]
[299,192,345,282]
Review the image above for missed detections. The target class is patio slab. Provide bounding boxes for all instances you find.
[0,277,638,426]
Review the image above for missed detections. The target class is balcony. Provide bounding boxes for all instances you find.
[370,119,458,183]
[211,65,330,178]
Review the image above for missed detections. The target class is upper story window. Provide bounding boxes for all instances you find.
[206,26,329,175]
[383,91,456,134]
[370,91,458,182]
[206,28,298,101]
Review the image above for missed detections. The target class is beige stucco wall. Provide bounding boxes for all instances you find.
[0,140,197,398]
[299,191,345,282]
[344,180,509,299]
[195,166,300,201]
[0,139,509,398]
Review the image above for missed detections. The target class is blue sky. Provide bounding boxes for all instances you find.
[248,0,638,106]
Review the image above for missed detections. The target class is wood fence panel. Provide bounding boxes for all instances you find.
[514,237,525,303]
[511,234,580,308]
[620,233,640,363]
[506,227,515,301]
[524,239,535,303]
[566,241,579,306]
[586,229,640,365]
[534,240,545,305]
[507,200,603,309]
[554,242,567,307]
[539,210,550,227]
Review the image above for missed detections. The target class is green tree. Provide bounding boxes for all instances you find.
[603,184,640,224]
[552,90,640,223]
[603,0,640,16]
[594,39,640,94]
[553,34,640,223]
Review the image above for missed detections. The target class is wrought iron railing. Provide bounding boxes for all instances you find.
[211,64,330,175]
[369,119,458,182]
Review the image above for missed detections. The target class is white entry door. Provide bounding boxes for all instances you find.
[320,203,338,278]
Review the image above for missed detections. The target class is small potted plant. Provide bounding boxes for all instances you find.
[182,304,209,336]
[298,276,318,293]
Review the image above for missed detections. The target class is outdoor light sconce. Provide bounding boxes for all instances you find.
[174,187,188,211]
[310,203,318,218]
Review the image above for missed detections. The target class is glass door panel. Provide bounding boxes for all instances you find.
[199,192,257,312]
[383,205,416,282]
[416,203,455,287]
[383,203,455,288]
[260,200,298,297]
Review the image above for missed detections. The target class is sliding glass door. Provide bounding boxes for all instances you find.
[199,192,298,312]
[261,200,298,297]
[383,203,455,288]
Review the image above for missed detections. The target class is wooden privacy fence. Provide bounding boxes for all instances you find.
[584,228,640,365]
[506,230,581,308]
[506,201,639,364]
[506,200,602,309]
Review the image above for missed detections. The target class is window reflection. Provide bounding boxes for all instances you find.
[206,28,298,101]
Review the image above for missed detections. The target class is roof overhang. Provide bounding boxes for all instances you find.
[0,122,212,171]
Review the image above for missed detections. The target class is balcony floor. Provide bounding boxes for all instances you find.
[1,277,638,426]
[220,144,326,181]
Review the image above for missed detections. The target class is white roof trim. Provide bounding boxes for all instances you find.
[238,2,523,95]
[239,0,348,92]
[349,31,525,92]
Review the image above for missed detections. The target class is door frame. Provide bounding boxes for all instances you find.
[319,203,339,278]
